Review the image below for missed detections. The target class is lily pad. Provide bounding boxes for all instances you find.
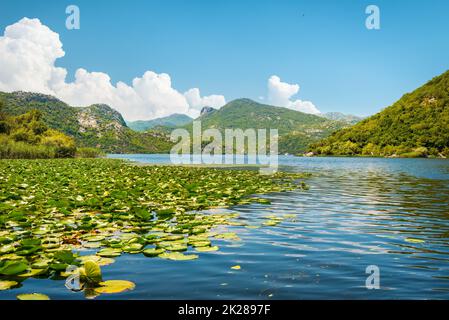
[94,280,135,294]
[0,261,28,275]
[405,238,425,244]
[97,248,122,257]
[158,252,198,261]
[195,246,219,252]
[17,293,50,300]
[0,280,18,291]
[142,248,165,257]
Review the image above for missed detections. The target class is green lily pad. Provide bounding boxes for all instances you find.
[142,248,165,257]
[18,268,47,278]
[158,252,198,261]
[0,280,18,291]
[0,261,28,275]
[94,280,135,294]
[17,293,50,300]
[78,255,115,266]
[195,246,219,252]
[97,248,122,257]
[405,238,425,244]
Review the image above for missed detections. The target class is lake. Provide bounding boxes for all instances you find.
[2,155,449,299]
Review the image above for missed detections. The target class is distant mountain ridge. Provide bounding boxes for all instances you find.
[320,112,363,124]
[186,98,350,154]
[127,113,193,132]
[309,70,449,157]
[0,91,172,153]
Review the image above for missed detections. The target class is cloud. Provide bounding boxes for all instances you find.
[184,88,226,117]
[267,75,320,114]
[0,18,226,121]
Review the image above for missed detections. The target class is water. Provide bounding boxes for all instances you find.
[2,155,449,299]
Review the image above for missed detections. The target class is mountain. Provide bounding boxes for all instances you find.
[0,91,173,153]
[320,112,363,124]
[187,98,349,154]
[200,106,216,116]
[127,113,193,132]
[309,70,449,157]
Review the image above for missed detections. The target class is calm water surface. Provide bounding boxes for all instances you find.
[2,155,449,299]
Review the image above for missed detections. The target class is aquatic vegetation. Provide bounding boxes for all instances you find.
[0,158,308,296]
[94,280,135,294]
[405,238,425,244]
[16,293,50,300]
[0,280,17,290]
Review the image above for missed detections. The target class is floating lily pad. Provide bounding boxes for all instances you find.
[0,261,28,275]
[215,232,241,241]
[17,293,50,300]
[195,246,219,252]
[405,238,425,244]
[18,268,47,278]
[142,248,165,257]
[158,252,198,261]
[0,280,18,291]
[97,248,122,257]
[94,280,135,294]
[78,255,115,266]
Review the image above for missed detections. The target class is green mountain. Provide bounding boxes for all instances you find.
[186,98,349,154]
[320,112,363,124]
[0,91,173,154]
[127,113,193,132]
[309,70,449,157]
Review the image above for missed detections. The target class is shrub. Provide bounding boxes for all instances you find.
[75,147,105,158]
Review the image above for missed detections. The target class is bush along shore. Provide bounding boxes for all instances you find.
[0,159,309,298]
[0,100,103,159]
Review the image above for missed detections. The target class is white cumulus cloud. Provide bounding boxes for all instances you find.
[0,18,226,121]
[267,75,320,114]
[184,88,226,117]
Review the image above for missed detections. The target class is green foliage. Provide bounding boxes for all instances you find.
[0,100,76,159]
[75,147,105,158]
[0,92,173,154]
[309,70,449,157]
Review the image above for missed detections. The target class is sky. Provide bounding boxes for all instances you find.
[0,0,448,120]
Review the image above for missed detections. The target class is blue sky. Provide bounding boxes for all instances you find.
[1,0,449,118]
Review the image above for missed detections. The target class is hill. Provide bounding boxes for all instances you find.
[309,70,449,157]
[127,114,193,132]
[186,98,349,154]
[0,91,173,154]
